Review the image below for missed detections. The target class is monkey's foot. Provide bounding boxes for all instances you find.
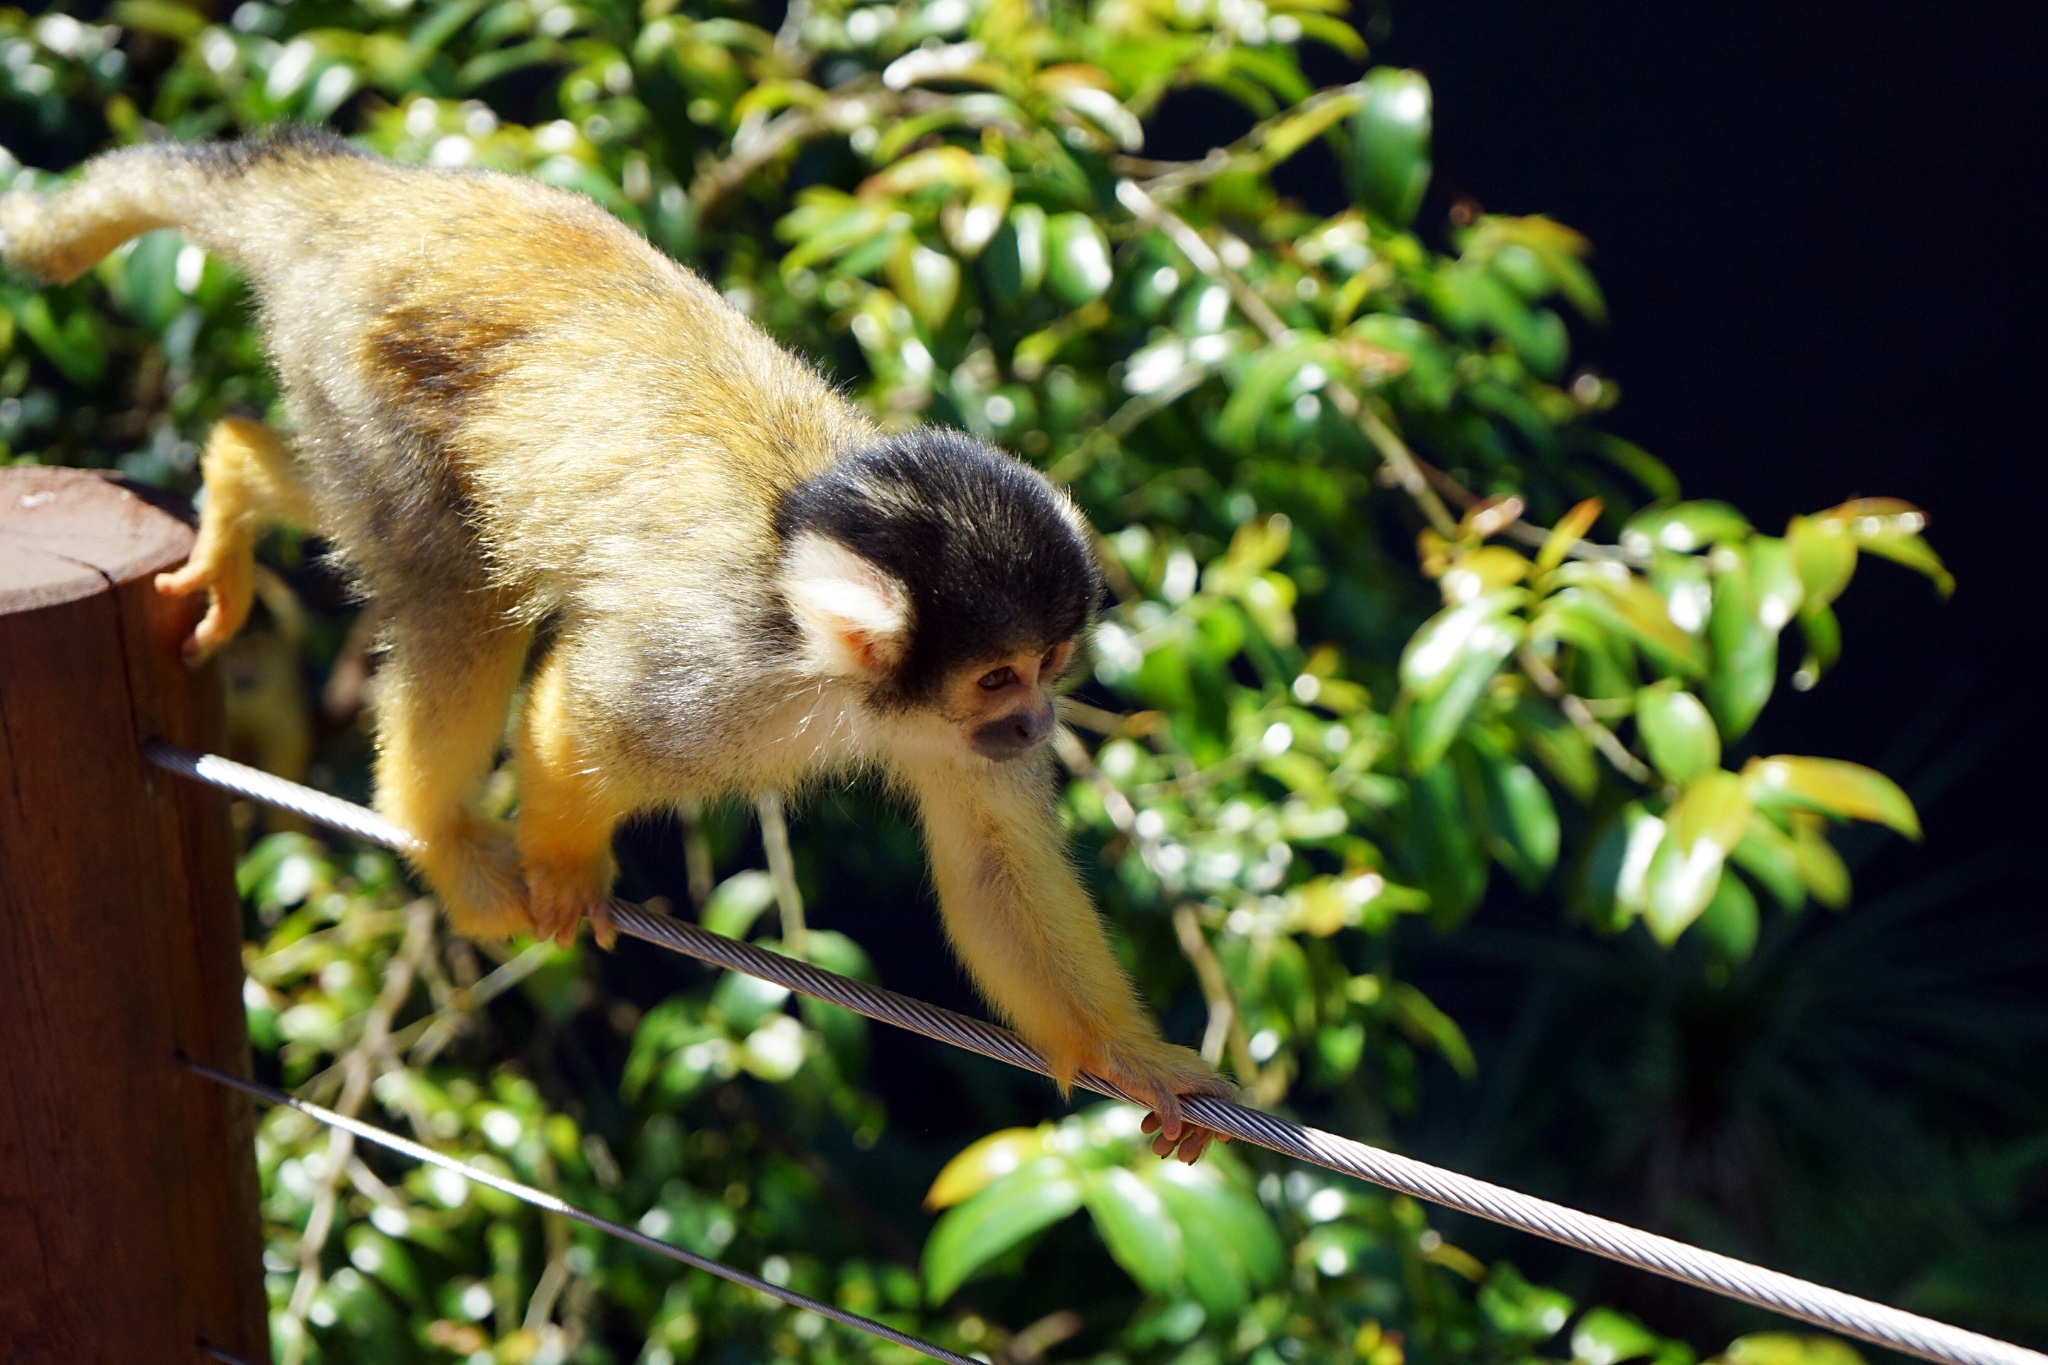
[524,857,620,951]
[411,814,536,941]
[155,534,256,662]
[1087,1039,1237,1165]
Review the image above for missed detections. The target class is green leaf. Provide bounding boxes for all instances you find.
[775,189,899,274]
[1513,697,1600,802]
[1547,564,1707,676]
[1219,335,1327,450]
[1082,1167,1185,1297]
[1588,435,1682,502]
[1147,1163,1284,1315]
[710,969,791,1033]
[1821,497,1952,595]
[1642,835,1720,945]
[1389,981,1477,1078]
[1792,601,1841,690]
[1792,825,1851,908]
[982,203,1048,303]
[886,240,960,327]
[1478,1263,1574,1341]
[701,870,777,939]
[1474,746,1559,891]
[1743,756,1921,839]
[1787,514,1858,608]
[1635,681,1720,785]
[1535,497,1604,575]
[1748,535,1804,633]
[1855,532,1955,597]
[1643,771,1750,944]
[1497,215,1607,323]
[111,0,208,38]
[926,1126,1055,1209]
[1673,769,1753,855]
[344,1226,424,1304]
[1350,314,1455,407]
[1046,212,1113,305]
[923,1159,1083,1303]
[1572,1307,1690,1365]
[1407,762,1487,927]
[1572,803,1661,933]
[10,295,105,385]
[1719,1336,1867,1365]
[1730,818,1806,910]
[1260,86,1366,164]
[103,229,187,331]
[1399,590,1526,770]
[1619,501,1751,556]
[1692,869,1760,963]
[1706,548,1777,739]
[1404,631,1519,771]
[1352,67,1432,226]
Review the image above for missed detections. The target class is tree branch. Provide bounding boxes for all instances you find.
[1517,646,1654,785]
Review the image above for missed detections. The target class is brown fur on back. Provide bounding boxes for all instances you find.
[3,135,877,784]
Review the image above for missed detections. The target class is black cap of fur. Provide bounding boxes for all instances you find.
[775,429,1103,704]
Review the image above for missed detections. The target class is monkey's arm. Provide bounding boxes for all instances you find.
[896,748,1231,1150]
[511,646,639,948]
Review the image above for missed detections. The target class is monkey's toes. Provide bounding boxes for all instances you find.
[417,817,536,942]
[154,564,206,598]
[524,871,618,949]
[155,561,253,661]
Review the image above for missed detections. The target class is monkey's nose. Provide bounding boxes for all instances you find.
[971,706,1054,761]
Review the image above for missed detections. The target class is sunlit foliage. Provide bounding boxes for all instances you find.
[0,0,1945,1359]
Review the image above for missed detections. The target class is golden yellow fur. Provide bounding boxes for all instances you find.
[0,133,1228,1150]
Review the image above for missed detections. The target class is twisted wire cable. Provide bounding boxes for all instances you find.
[148,742,2048,1365]
[181,1059,977,1365]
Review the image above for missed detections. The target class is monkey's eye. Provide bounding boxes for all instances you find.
[978,665,1017,691]
[1040,646,1062,672]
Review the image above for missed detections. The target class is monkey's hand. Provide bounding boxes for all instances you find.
[1090,1037,1237,1165]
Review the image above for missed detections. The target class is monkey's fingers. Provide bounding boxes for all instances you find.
[1142,1110,1230,1164]
[1151,1088,1191,1143]
[1096,1041,1236,1162]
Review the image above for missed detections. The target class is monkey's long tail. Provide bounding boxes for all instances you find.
[0,129,359,284]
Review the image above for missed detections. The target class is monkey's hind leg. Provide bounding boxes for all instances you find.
[374,605,536,941]
[156,417,318,661]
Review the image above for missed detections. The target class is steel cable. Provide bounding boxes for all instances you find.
[180,1059,977,1365]
[147,741,2048,1365]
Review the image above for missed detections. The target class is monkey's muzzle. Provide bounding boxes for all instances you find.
[971,705,1054,761]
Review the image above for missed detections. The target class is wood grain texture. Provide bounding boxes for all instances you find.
[0,467,270,1364]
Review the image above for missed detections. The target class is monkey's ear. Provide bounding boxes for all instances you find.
[778,533,911,677]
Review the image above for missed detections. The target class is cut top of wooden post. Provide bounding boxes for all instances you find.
[0,466,195,612]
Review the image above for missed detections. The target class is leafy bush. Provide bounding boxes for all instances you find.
[2,1,1944,1361]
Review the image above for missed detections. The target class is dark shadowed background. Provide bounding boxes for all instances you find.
[1364,0,2048,1347]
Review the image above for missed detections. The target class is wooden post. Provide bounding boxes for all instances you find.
[0,468,271,1363]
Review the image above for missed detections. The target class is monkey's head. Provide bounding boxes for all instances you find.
[774,428,1102,761]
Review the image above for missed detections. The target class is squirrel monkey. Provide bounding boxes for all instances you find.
[1,130,1229,1157]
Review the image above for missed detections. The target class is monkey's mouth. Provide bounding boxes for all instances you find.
[969,706,1053,761]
